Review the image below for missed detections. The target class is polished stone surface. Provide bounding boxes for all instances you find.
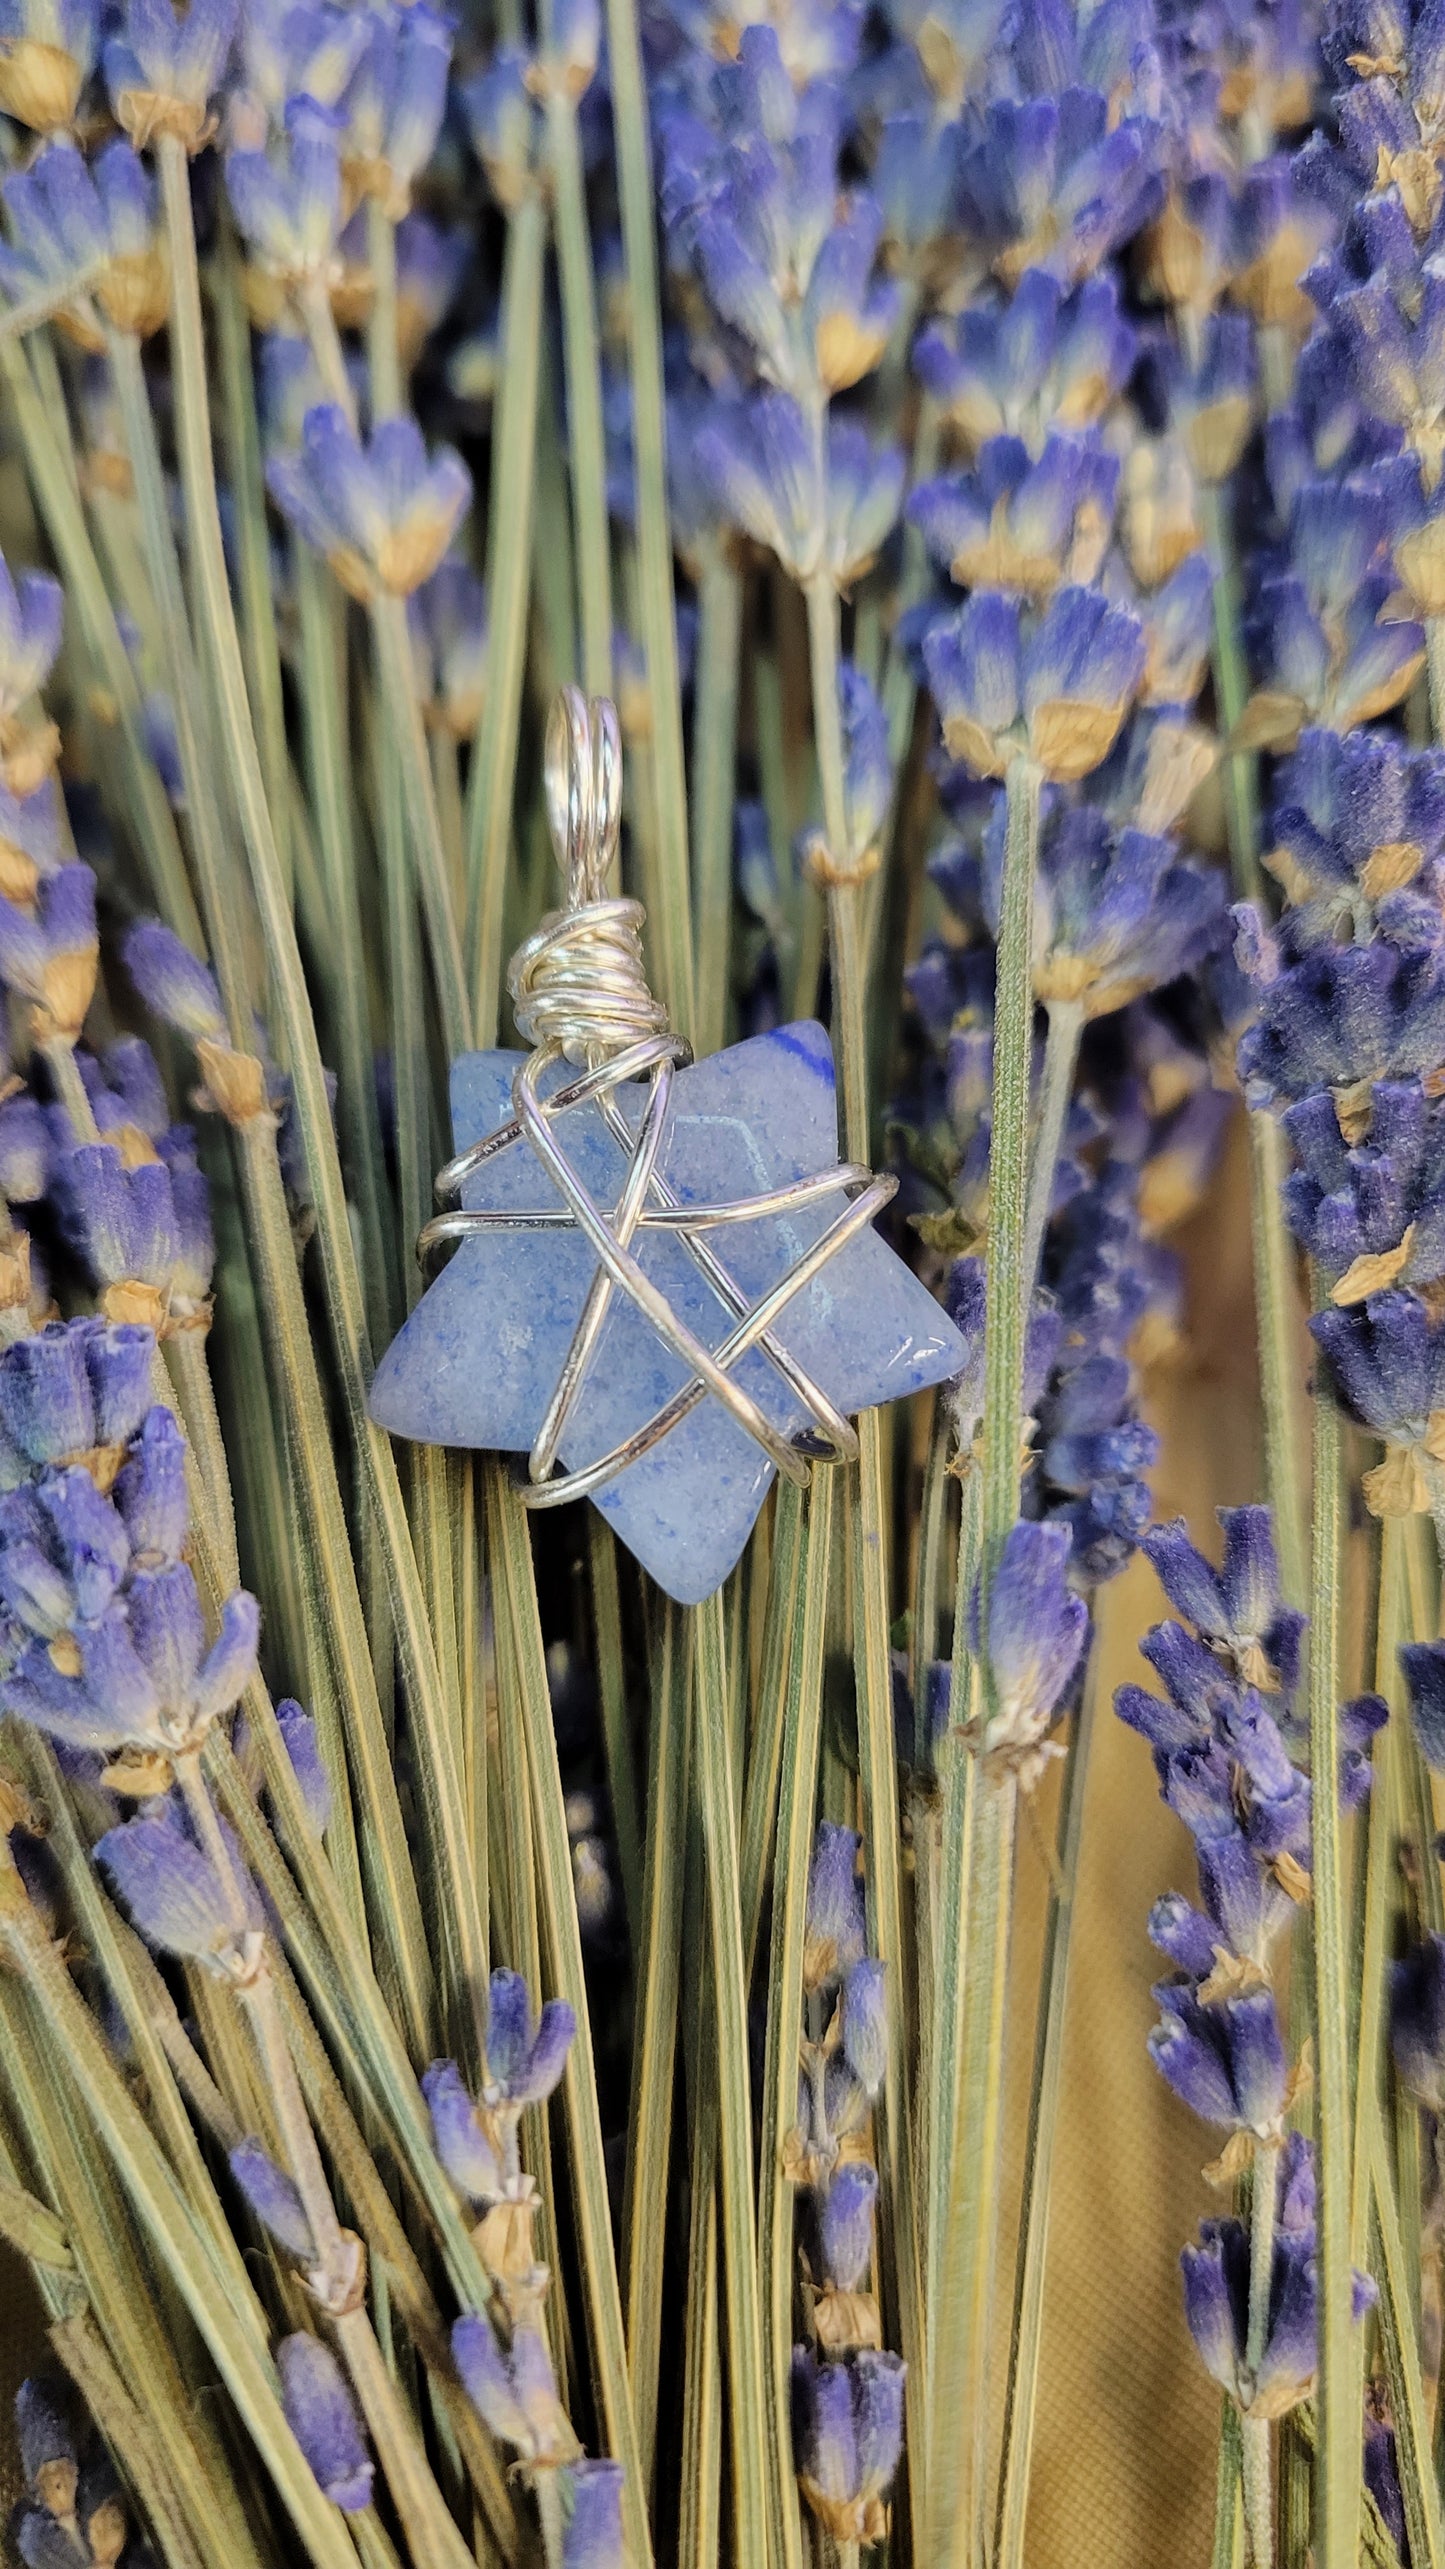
[369,1021,965,1600]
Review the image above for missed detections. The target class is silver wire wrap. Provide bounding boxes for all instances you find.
[418,687,898,1506]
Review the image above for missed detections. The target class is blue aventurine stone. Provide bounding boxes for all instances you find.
[369,1021,966,1601]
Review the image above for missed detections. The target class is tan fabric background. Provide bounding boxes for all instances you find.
[0,1120,1267,2558]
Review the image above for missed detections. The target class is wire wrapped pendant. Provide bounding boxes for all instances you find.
[369,688,965,1602]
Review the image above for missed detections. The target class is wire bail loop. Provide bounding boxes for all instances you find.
[508,686,671,1066]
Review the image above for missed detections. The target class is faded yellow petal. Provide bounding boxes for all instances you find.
[1361,1444,1429,1518]
[1329,1224,1416,1304]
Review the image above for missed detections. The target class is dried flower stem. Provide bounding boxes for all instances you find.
[489,1467,653,2567]
[807,566,924,2520]
[603,0,695,1038]
[622,1595,690,2494]
[539,55,611,702]
[691,1587,770,2563]
[929,749,1041,2564]
[758,1471,833,2569]
[691,544,744,1059]
[1201,480,1308,1606]
[1307,1351,1356,2569]
[994,1657,1098,2568]
[466,191,546,1040]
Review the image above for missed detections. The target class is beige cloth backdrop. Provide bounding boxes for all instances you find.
[0,1119,1266,2560]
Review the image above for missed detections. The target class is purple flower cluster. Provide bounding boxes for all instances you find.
[9,2375,153,2569]
[1116,1505,1382,2402]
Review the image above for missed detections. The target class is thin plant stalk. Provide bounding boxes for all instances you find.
[488,1468,653,2569]
[805,567,924,2499]
[1201,479,1309,1604]
[214,218,294,903]
[538,54,612,703]
[372,586,471,1061]
[622,1595,689,2493]
[690,1589,771,2566]
[691,543,744,1059]
[293,550,400,1345]
[993,1658,1098,2568]
[757,1469,833,2569]
[601,0,696,1039]
[465,191,546,1040]
[1307,1355,1356,2569]
[930,750,1041,2566]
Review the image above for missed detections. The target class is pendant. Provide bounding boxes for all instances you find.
[368,689,965,1603]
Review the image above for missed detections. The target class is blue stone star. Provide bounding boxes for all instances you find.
[369,1020,966,1602]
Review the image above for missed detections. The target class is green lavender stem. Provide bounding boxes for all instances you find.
[759,1474,831,2569]
[293,552,400,1344]
[539,64,612,702]
[1201,481,1309,1606]
[691,1590,770,2566]
[930,751,1041,2566]
[372,587,471,1059]
[1307,1355,1356,2569]
[805,567,924,2526]
[993,1661,1098,2568]
[214,218,294,904]
[489,1473,653,2568]
[691,544,744,1059]
[622,1597,689,2494]
[602,0,695,1039]
[466,191,546,1041]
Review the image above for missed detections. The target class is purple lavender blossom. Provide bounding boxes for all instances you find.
[96,1792,260,1968]
[790,2347,905,2543]
[267,405,471,603]
[562,2459,626,2569]
[0,1317,153,1474]
[276,2335,374,2513]
[451,2313,570,2462]
[230,2137,316,2261]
